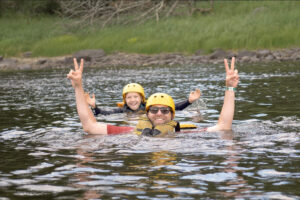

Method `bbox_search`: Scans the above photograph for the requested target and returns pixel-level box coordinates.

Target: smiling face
[147,105,172,126]
[125,92,142,111]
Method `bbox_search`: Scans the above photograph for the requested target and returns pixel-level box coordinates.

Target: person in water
[67,57,239,135]
[84,83,201,116]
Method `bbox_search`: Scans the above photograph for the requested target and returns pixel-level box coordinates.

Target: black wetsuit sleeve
[92,106,124,116]
[175,99,191,111]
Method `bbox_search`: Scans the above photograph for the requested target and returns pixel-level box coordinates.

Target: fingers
[67,69,74,79]
[224,59,229,73]
[192,89,201,95]
[225,57,236,74]
[92,93,95,99]
[80,58,84,72]
[234,69,238,75]
[234,69,239,81]
[73,58,84,72]
[231,57,235,70]
[189,89,201,102]
[191,89,201,94]
[195,88,201,96]
[73,58,78,71]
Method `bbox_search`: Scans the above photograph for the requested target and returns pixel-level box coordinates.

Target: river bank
[0,48,300,71]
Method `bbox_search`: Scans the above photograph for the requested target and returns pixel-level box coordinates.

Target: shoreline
[0,48,300,71]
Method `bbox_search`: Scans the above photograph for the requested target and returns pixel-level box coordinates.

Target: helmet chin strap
[146,112,153,125]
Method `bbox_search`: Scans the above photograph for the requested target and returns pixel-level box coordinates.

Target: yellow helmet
[146,93,175,117]
[122,83,145,103]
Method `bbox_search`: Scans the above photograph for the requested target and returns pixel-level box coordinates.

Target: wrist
[225,86,236,92]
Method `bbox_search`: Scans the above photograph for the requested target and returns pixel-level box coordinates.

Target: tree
[57,0,214,29]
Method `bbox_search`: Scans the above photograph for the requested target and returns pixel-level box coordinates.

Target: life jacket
[134,115,180,136]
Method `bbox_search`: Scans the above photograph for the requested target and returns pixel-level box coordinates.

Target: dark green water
[0,62,299,199]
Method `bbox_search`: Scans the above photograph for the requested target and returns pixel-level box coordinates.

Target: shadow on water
[0,62,299,199]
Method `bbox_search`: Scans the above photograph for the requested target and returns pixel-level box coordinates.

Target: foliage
[0,1,300,57]
[0,0,60,16]
[56,0,213,29]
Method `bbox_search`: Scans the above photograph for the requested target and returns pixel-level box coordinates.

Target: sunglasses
[148,107,171,115]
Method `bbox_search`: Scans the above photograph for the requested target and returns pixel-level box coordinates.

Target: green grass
[1,1,300,57]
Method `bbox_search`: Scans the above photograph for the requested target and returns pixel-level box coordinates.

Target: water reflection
[0,62,299,199]
[73,141,102,199]
[218,131,251,198]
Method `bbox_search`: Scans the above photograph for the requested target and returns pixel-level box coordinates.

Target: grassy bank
[1,1,300,57]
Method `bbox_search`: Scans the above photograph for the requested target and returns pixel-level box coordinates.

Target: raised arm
[67,58,108,134]
[207,57,239,132]
[84,92,125,116]
[175,89,201,110]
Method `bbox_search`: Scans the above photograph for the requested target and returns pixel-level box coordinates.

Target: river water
[0,62,299,199]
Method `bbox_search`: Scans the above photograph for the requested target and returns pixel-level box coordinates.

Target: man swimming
[67,57,239,135]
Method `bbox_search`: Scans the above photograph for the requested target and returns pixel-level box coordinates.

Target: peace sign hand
[224,57,239,88]
[67,58,84,88]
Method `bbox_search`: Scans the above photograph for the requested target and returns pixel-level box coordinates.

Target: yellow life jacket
[180,124,197,129]
[134,115,179,136]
